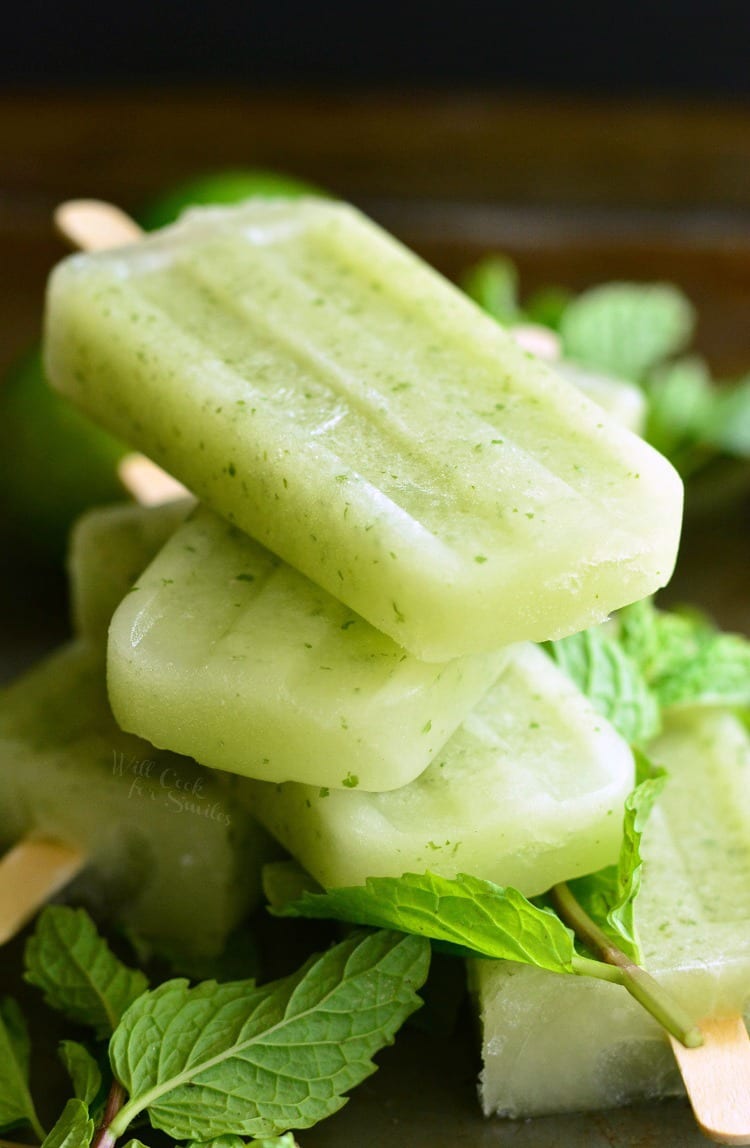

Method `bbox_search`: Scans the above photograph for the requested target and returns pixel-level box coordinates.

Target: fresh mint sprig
[618,599,750,711]
[564,751,667,962]
[97,930,427,1144]
[545,626,660,744]
[275,871,576,972]
[25,907,148,1039]
[276,843,699,1048]
[558,282,695,382]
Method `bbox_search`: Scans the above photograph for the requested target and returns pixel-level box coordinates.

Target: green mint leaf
[700,374,750,458]
[108,930,429,1141]
[186,1138,247,1148]
[0,997,45,1139]
[567,753,667,962]
[545,626,660,745]
[24,906,149,1039]
[524,285,572,331]
[461,256,520,323]
[644,356,715,465]
[559,282,694,381]
[121,1141,150,1148]
[59,1041,102,1106]
[277,871,575,973]
[40,1098,93,1148]
[619,599,750,711]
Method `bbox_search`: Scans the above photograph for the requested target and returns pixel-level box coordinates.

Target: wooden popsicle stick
[56,199,190,507]
[669,1017,750,1145]
[117,453,190,505]
[54,198,143,251]
[0,839,85,945]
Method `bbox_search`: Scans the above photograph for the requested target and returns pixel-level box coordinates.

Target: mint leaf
[0,998,45,1139]
[545,626,660,744]
[59,1041,102,1106]
[277,871,575,973]
[559,282,694,380]
[644,356,714,465]
[461,256,520,323]
[40,1098,93,1148]
[618,600,750,711]
[107,930,429,1142]
[24,906,149,1039]
[186,1138,247,1148]
[702,375,750,456]
[525,285,571,331]
[567,754,667,962]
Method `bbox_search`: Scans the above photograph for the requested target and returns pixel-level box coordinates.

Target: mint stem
[551,882,703,1049]
[92,1080,126,1148]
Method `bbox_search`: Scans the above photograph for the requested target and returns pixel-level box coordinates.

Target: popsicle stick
[0,839,85,944]
[54,198,143,251]
[669,1017,750,1145]
[118,453,190,505]
[55,201,190,508]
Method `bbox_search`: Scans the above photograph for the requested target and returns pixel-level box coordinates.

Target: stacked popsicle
[41,199,686,898]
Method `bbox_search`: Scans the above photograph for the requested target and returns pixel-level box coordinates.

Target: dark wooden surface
[0,91,748,1148]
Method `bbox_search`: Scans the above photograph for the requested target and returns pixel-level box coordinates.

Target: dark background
[5,0,750,95]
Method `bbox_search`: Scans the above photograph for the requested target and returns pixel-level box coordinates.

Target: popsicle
[69,496,193,646]
[0,641,272,955]
[232,643,634,893]
[471,705,750,1119]
[45,199,683,661]
[107,503,510,790]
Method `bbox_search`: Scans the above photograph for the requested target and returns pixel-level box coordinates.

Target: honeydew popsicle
[45,199,683,661]
[69,496,194,646]
[231,642,634,894]
[472,705,750,1118]
[106,504,510,791]
[0,642,272,954]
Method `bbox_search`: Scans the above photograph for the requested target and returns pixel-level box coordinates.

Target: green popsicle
[107,504,510,790]
[235,643,634,893]
[45,199,683,661]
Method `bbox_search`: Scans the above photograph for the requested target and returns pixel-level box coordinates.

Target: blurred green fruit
[139,168,323,230]
[0,349,127,559]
